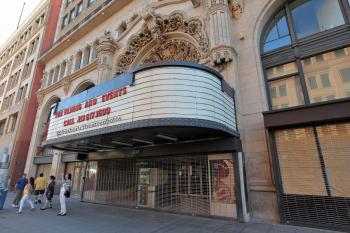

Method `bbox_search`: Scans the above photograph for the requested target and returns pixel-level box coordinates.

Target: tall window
[77,2,83,16]
[261,0,350,110]
[62,15,69,28]
[0,119,6,136]
[7,113,17,133]
[66,0,73,7]
[88,0,94,6]
[69,8,76,22]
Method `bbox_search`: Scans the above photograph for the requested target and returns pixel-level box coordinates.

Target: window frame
[261,0,350,111]
[76,1,83,16]
[87,0,94,7]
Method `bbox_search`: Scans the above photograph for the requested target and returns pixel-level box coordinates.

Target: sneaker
[16,211,22,215]
[12,204,17,208]
[40,208,46,210]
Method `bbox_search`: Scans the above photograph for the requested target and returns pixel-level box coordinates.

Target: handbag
[64,190,70,198]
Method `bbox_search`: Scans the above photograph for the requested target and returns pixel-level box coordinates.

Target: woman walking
[40,175,55,210]
[58,173,71,216]
[17,177,35,214]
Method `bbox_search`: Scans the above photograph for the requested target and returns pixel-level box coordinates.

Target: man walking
[12,174,28,208]
[34,173,46,204]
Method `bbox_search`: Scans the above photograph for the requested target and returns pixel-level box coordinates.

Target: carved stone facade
[96,31,119,83]
[62,79,71,95]
[116,11,209,74]
[142,39,201,64]
[36,92,44,106]
[207,0,236,65]
[25,0,291,226]
[229,0,244,20]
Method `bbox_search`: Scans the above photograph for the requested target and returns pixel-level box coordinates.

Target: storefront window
[268,76,304,110]
[303,47,350,103]
[275,123,350,198]
[316,123,350,197]
[291,0,345,39]
[82,156,236,218]
[275,127,327,195]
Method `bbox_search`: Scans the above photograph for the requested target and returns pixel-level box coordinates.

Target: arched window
[74,51,82,71]
[262,10,291,52]
[261,0,350,110]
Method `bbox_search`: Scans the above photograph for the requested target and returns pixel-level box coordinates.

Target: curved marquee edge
[42,117,239,148]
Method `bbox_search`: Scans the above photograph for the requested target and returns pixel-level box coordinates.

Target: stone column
[96,31,119,84]
[41,72,48,89]
[66,56,73,76]
[206,0,236,65]
[51,150,65,181]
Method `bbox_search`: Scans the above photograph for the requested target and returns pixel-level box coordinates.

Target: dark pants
[13,189,23,206]
[0,190,7,209]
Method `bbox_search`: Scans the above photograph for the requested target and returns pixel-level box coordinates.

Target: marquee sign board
[45,64,237,144]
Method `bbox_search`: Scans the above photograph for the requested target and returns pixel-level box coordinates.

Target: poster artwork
[211,159,235,204]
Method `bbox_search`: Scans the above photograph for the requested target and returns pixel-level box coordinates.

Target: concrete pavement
[0,193,344,233]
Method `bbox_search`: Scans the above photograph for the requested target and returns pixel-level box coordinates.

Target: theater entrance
[82,154,237,218]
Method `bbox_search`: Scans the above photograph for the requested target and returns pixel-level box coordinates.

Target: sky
[0,0,43,48]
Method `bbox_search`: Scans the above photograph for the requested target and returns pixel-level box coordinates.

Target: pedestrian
[40,175,55,210]
[34,173,46,204]
[58,173,71,216]
[17,177,35,214]
[0,175,10,209]
[12,174,28,208]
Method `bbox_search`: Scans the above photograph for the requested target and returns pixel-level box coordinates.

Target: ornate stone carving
[41,72,48,89]
[207,0,236,65]
[37,92,44,106]
[96,31,119,83]
[96,31,119,57]
[117,21,127,36]
[191,0,200,8]
[116,12,209,74]
[142,39,201,64]
[63,79,71,95]
[229,0,243,20]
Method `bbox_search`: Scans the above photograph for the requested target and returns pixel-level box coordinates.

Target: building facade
[22,0,350,231]
[0,0,50,186]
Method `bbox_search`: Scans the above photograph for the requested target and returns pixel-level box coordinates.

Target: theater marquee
[44,62,237,146]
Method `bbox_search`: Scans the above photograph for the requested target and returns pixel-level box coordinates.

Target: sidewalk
[0,193,344,233]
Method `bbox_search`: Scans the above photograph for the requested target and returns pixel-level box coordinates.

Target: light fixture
[90,143,115,149]
[131,138,153,145]
[65,147,89,152]
[77,145,99,150]
[111,141,133,147]
[156,134,178,142]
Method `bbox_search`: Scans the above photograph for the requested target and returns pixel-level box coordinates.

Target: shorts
[35,190,45,195]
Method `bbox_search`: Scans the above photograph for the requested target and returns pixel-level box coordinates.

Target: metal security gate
[82,154,237,218]
[273,122,350,230]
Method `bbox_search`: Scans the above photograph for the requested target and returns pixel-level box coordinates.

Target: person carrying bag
[58,173,71,216]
